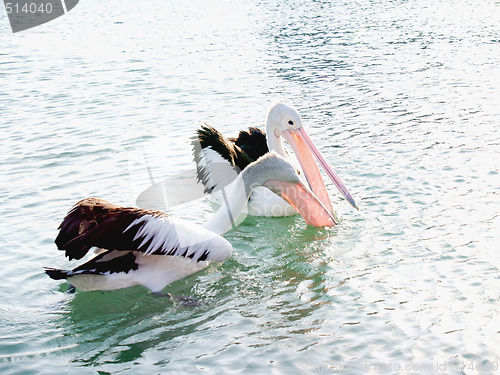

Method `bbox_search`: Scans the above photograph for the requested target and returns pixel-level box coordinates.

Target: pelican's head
[266,103,304,136]
[265,103,358,212]
[242,152,337,227]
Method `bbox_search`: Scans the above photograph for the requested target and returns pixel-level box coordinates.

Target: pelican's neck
[266,123,287,158]
[202,174,252,235]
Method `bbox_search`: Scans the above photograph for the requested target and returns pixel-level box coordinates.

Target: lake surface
[1,0,499,373]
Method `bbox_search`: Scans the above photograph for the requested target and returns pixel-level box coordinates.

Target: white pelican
[45,153,335,294]
[192,103,358,218]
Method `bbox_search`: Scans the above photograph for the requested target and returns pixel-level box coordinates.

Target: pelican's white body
[67,252,209,292]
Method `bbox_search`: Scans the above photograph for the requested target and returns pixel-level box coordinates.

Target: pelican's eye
[288,120,294,126]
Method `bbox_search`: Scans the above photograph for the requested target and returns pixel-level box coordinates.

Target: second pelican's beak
[281,127,358,211]
[264,179,337,227]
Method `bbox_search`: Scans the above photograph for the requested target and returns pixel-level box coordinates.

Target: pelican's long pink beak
[281,127,358,211]
[264,180,337,227]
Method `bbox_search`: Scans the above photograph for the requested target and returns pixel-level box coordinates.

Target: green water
[1,0,499,373]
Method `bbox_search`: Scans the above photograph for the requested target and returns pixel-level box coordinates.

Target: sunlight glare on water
[1,0,499,373]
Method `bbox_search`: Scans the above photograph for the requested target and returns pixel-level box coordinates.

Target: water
[1,0,499,373]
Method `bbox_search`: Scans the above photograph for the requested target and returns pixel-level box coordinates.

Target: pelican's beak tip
[345,197,359,211]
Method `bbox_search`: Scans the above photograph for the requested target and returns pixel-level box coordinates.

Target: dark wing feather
[55,198,232,263]
[192,125,267,194]
[55,198,167,260]
[230,127,269,162]
[73,250,139,275]
[45,250,139,279]
[193,124,254,168]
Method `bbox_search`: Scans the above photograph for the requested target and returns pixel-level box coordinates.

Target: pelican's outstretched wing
[55,198,232,262]
[192,125,269,194]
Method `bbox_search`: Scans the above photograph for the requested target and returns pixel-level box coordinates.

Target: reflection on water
[1,0,499,373]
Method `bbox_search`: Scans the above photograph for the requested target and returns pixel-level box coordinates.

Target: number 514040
[5,2,54,14]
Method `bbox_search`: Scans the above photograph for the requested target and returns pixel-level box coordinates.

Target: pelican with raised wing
[193,103,358,218]
[45,153,335,293]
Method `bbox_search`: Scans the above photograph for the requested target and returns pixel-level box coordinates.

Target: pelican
[45,153,335,294]
[192,103,358,218]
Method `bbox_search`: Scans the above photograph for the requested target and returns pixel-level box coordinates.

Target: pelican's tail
[44,267,70,280]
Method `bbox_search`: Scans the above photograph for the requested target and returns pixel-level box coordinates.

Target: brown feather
[55,198,169,260]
